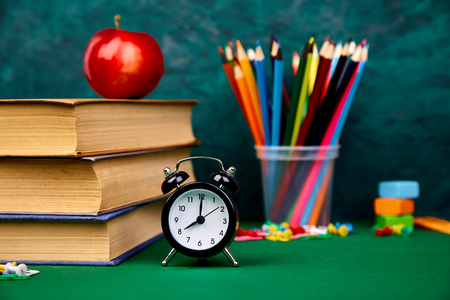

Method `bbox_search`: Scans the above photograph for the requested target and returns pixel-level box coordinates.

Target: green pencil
[290,38,314,146]
[282,42,308,145]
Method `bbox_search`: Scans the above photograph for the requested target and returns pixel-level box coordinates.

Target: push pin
[375,225,392,237]
[4,263,27,275]
[276,229,293,242]
[328,223,349,237]
[0,262,17,273]
[335,222,354,234]
[392,224,413,237]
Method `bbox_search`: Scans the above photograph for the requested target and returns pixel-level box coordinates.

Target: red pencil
[296,42,334,146]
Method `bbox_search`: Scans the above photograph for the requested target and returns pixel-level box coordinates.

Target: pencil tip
[276,45,283,60]
[326,36,330,41]
[309,37,314,44]
[218,46,223,54]
[236,40,242,48]
[256,40,261,47]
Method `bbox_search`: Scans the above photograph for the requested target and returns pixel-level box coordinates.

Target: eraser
[375,214,414,229]
[378,181,420,198]
[374,198,415,215]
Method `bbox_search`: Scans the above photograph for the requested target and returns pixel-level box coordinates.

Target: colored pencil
[234,64,265,146]
[328,41,342,80]
[296,42,334,146]
[218,46,244,115]
[329,44,368,146]
[271,45,284,146]
[269,41,334,221]
[270,40,314,218]
[255,41,272,144]
[298,47,362,225]
[225,45,234,66]
[316,44,362,145]
[228,41,237,61]
[282,43,308,145]
[270,37,290,127]
[290,38,314,146]
[319,36,330,57]
[291,43,367,226]
[321,41,342,104]
[217,36,368,225]
[311,43,358,145]
[305,42,348,145]
[308,43,320,96]
[348,39,356,57]
[247,48,257,71]
[292,51,299,76]
[270,37,279,68]
[236,40,265,144]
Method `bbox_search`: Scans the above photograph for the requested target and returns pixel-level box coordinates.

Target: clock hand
[199,197,203,217]
[203,207,219,218]
[184,220,198,230]
[185,206,217,230]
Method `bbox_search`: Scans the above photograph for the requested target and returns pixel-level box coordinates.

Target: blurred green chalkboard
[1,0,450,221]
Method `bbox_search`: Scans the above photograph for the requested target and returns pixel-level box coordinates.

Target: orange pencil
[218,47,246,118]
[236,40,265,144]
[234,64,265,146]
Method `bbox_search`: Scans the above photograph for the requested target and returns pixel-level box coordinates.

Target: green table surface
[6,222,450,300]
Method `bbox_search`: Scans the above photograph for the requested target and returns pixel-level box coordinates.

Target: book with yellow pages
[0,99,198,157]
[0,145,197,215]
[0,200,164,266]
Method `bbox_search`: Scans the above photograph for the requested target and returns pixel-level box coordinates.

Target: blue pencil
[255,41,271,144]
[328,41,342,80]
[271,45,284,146]
[330,44,368,145]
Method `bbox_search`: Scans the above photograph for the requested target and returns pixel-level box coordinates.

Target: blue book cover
[0,202,165,266]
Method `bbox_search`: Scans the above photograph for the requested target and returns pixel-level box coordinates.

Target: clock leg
[223,247,239,267]
[197,258,208,266]
[162,248,177,266]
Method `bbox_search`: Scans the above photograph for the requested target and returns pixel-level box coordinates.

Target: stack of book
[0,99,199,265]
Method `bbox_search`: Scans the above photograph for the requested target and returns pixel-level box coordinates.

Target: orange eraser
[374,198,415,215]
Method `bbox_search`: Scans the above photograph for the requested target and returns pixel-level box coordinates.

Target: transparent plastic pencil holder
[255,145,340,226]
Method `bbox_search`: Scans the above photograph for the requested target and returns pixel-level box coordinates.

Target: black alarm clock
[160,156,240,267]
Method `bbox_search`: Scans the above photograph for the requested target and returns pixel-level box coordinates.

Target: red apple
[83,15,164,99]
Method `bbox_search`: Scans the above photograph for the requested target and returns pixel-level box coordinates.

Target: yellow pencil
[308,43,320,96]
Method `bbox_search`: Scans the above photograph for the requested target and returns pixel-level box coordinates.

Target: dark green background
[1,0,450,221]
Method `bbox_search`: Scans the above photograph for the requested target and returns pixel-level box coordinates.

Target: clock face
[162,182,238,258]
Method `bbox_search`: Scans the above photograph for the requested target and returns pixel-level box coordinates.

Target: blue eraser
[378,181,420,198]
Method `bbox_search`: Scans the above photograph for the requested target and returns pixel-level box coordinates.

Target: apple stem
[114,15,121,30]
